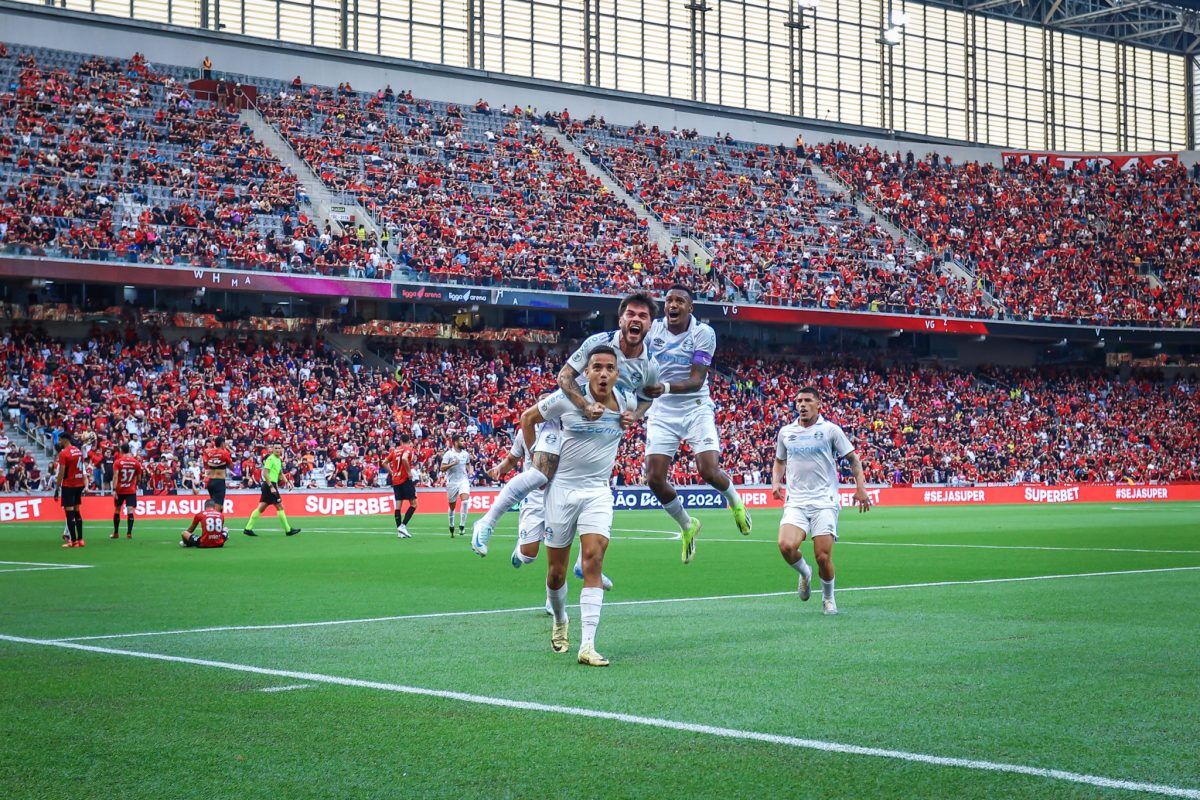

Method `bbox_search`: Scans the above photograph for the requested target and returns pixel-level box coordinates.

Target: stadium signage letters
[394,285,492,304]
[2,485,1198,525]
[1002,152,1179,171]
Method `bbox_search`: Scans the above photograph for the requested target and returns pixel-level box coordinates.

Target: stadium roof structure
[931,0,1200,54]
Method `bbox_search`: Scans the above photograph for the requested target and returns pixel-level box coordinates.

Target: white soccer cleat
[822,597,838,615]
[397,524,412,539]
[573,562,614,591]
[511,546,525,568]
[798,571,811,602]
[470,520,493,557]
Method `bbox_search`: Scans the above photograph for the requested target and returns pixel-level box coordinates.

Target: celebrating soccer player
[771,386,871,615]
[387,433,418,538]
[519,345,636,667]
[472,292,662,559]
[645,285,751,563]
[438,435,473,538]
[243,444,301,537]
[181,500,230,549]
[111,443,143,539]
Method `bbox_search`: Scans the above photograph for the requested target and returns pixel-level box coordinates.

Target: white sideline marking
[259,684,311,693]
[51,566,1200,643]
[694,538,1200,555]
[0,561,94,574]
[1,634,1196,799]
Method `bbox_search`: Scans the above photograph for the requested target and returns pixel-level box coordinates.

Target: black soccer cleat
[286,528,302,537]
[243,529,257,537]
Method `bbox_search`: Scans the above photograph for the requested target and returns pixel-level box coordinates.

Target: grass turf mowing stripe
[2,632,1198,799]
[691,539,1200,554]
[50,565,1200,643]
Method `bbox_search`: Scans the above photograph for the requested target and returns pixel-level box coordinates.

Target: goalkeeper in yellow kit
[243,444,302,537]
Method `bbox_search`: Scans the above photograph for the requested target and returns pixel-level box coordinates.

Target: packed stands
[4,324,1196,494]
[818,142,1199,327]
[567,119,989,316]
[0,44,382,277]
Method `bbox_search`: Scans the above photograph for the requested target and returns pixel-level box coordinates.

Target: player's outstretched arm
[846,452,871,512]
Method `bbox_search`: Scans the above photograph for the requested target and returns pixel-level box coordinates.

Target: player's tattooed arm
[557,363,604,421]
[845,452,872,512]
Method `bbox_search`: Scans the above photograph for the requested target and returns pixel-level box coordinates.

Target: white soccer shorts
[543,485,613,549]
[447,480,472,505]
[645,406,722,458]
[517,491,547,546]
[780,505,840,541]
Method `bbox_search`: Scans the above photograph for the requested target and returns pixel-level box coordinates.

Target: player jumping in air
[645,285,752,562]
[111,443,143,539]
[55,432,87,548]
[387,433,418,538]
[243,444,301,537]
[202,436,234,508]
[771,386,871,615]
[472,292,664,563]
[439,435,473,538]
[181,500,230,548]
[519,345,635,666]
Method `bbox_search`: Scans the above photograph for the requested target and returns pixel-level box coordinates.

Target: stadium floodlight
[889,9,909,27]
[880,26,904,45]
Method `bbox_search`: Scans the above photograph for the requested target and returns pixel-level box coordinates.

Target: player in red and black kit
[54,432,88,548]
[180,500,229,548]
[111,443,143,539]
[386,433,418,538]
[202,436,234,507]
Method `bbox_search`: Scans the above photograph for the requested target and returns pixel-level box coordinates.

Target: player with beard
[471,292,670,566]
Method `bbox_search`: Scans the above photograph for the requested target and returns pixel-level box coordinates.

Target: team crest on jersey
[545,433,559,445]
[813,431,825,440]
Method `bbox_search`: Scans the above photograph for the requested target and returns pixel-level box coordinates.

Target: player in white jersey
[519,345,634,666]
[771,386,871,615]
[645,285,751,563]
[438,435,473,538]
[487,429,614,594]
[471,292,663,558]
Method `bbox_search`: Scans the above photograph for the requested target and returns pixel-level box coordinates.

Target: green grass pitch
[2,502,1199,799]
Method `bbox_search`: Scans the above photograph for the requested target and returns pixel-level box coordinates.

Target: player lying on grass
[181,500,230,548]
[520,345,636,666]
[473,292,670,559]
[771,386,871,615]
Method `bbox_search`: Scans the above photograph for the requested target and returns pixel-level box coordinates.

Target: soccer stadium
[0,0,1198,793]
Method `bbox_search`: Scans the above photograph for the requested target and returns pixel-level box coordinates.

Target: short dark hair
[120,443,131,454]
[59,432,73,444]
[796,386,821,400]
[205,499,221,510]
[587,344,618,365]
[666,284,694,301]
[214,436,225,447]
[618,291,658,319]
[400,433,412,444]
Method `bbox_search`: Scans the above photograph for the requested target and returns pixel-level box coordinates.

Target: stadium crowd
[3,325,1196,495]
[818,142,1199,327]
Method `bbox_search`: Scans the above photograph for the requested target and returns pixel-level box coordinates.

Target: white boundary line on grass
[692,538,1200,555]
[50,565,1200,643]
[0,561,94,574]
[258,684,311,693]
[0,633,1197,799]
